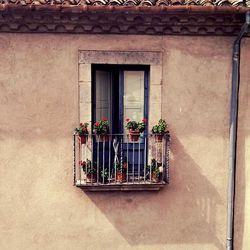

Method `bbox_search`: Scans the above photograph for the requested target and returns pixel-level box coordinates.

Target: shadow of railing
[83,135,224,249]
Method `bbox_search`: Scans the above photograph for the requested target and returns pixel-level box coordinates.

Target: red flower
[123,163,128,169]
[142,118,147,123]
[102,117,108,121]
[79,161,86,166]
[126,118,130,122]
[95,122,100,126]
[80,123,83,126]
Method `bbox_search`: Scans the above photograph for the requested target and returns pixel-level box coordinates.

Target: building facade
[0,1,250,249]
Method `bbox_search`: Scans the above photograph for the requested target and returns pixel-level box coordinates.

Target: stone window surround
[78,50,163,131]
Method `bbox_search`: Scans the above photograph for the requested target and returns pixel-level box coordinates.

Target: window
[92,64,149,136]
[91,65,149,185]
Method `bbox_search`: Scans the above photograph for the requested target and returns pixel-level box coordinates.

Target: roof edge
[0,4,249,36]
[0,5,249,14]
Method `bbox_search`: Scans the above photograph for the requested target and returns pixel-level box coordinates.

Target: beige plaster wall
[234,37,250,250]
[0,33,244,250]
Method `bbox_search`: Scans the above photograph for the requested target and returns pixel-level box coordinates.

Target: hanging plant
[151,119,168,142]
[125,118,147,141]
[75,123,89,144]
[93,118,110,142]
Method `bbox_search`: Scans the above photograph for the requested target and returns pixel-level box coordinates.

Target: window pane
[123,71,144,133]
[95,70,112,126]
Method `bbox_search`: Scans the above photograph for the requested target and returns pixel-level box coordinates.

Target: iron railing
[73,133,170,188]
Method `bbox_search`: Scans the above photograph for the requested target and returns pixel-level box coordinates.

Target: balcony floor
[75,180,167,191]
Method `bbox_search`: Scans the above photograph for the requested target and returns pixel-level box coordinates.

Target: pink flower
[126,118,130,122]
[102,117,108,121]
[95,122,100,126]
[142,118,147,123]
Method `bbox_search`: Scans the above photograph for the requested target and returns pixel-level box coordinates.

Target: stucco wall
[0,33,246,250]
[234,37,250,250]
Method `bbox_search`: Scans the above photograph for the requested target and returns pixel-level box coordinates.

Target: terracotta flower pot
[116,172,126,182]
[128,130,140,142]
[151,172,160,183]
[79,135,88,144]
[86,173,97,183]
[154,134,164,142]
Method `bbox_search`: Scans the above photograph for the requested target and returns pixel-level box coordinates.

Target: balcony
[73,133,170,191]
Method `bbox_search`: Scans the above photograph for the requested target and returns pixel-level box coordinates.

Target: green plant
[75,122,89,136]
[100,168,109,180]
[147,159,162,178]
[93,118,110,135]
[115,162,128,173]
[125,118,146,133]
[80,159,96,175]
[152,119,167,135]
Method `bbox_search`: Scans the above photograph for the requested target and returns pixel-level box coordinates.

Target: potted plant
[115,162,128,182]
[93,118,110,142]
[125,118,146,141]
[80,159,97,183]
[147,159,163,183]
[75,122,89,144]
[151,119,168,142]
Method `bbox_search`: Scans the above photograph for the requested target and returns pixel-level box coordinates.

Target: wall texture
[0,33,248,250]
[234,37,250,250]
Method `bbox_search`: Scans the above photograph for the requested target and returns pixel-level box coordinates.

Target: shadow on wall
[234,134,246,250]
[234,84,249,250]
[81,135,224,249]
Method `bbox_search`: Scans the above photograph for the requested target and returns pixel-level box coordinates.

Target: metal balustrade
[73,133,170,191]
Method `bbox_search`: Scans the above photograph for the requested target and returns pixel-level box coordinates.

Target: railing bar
[114,136,117,183]
[144,136,146,183]
[79,139,82,185]
[97,138,99,184]
[138,138,140,183]
[109,137,111,183]
[120,136,123,182]
[150,138,152,183]
[155,135,159,183]
[114,160,117,182]
[167,136,170,183]
[156,135,158,182]
[161,136,164,182]
[103,140,105,184]
[133,141,135,183]
[91,135,93,184]
[127,138,129,183]
[165,137,167,182]
[85,140,87,184]
[84,136,87,161]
